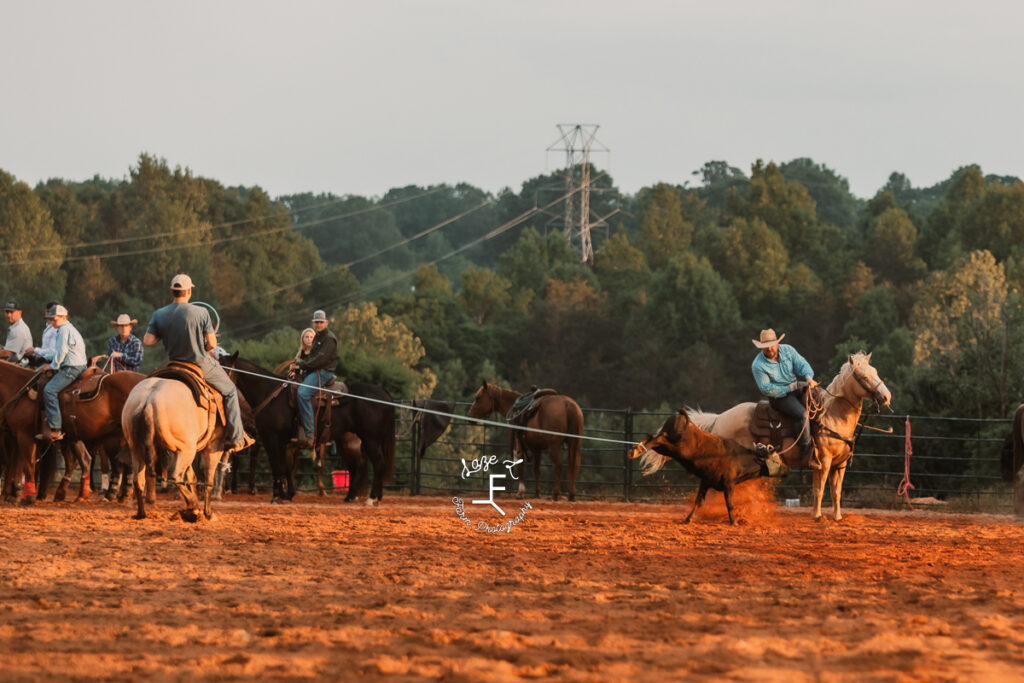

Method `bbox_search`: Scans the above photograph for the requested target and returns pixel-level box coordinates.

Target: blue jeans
[202,362,246,444]
[770,391,813,452]
[44,365,86,430]
[298,370,335,435]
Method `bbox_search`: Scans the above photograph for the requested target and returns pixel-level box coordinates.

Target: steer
[630,410,788,524]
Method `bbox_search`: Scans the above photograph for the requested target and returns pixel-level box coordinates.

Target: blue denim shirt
[751,344,814,398]
[51,321,87,370]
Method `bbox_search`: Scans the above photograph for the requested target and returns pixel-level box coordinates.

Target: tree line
[2,153,1023,422]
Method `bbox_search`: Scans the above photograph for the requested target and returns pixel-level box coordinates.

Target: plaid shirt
[107,333,143,372]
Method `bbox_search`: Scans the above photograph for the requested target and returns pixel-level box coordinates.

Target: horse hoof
[132,512,146,520]
[365,498,379,507]
[318,490,327,498]
[19,496,36,507]
[176,509,200,523]
[270,497,287,505]
[568,495,576,502]
[74,496,90,504]
[53,490,67,503]
[813,515,824,523]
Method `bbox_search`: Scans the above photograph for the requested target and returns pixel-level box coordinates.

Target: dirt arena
[1,484,1022,682]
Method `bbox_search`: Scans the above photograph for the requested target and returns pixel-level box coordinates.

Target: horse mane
[824,351,869,407]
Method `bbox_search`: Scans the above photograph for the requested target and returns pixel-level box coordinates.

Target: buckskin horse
[690,352,892,522]
[467,381,583,501]
[221,354,396,505]
[121,368,228,522]
[630,410,788,524]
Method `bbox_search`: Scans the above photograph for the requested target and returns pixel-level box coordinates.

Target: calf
[630,410,788,524]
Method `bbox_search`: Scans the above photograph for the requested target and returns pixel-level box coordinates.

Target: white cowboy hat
[752,328,785,349]
[110,314,138,327]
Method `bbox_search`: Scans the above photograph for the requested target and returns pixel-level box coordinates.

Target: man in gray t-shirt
[144,274,254,454]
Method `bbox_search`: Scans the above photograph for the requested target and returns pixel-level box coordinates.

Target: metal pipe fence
[186,403,1015,512]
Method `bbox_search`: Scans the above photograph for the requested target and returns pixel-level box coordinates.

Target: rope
[897,415,915,508]
[226,365,639,447]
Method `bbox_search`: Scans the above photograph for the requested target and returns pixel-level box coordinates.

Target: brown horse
[690,352,891,522]
[49,369,147,502]
[467,381,583,501]
[0,361,46,504]
[121,377,227,521]
[630,410,788,524]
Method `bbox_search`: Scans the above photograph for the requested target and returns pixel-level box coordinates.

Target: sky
[2,1,1023,200]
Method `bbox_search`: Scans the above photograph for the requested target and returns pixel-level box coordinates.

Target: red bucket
[331,470,349,489]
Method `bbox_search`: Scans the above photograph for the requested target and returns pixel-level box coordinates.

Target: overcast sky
[2,1,1022,200]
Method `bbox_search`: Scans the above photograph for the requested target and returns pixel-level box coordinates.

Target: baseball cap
[170,273,195,291]
[311,310,327,322]
[45,304,69,318]
[4,299,20,312]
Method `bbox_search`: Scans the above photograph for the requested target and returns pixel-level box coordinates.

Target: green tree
[0,170,66,317]
[909,251,1024,417]
[863,207,926,285]
[635,183,693,269]
[779,157,862,229]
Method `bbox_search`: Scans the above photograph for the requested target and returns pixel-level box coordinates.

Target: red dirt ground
[1,485,1022,682]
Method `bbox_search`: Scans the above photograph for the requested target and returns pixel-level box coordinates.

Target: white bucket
[785,498,800,507]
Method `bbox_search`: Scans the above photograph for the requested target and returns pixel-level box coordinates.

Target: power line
[225,175,604,341]
[0,186,448,266]
[218,189,511,313]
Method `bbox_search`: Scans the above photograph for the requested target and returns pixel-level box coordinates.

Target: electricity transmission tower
[547,124,610,264]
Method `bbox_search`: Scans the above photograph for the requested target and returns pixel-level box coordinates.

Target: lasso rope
[225,365,639,447]
[897,415,915,508]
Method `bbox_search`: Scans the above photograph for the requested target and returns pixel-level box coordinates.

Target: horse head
[467,380,496,418]
[846,352,892,408]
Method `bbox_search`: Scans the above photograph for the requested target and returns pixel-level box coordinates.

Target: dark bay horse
[467,381,583,501]
[221,355,396,504]
[1006,403,1024,517]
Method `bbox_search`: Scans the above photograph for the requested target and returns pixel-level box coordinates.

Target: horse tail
[131,401,158,470]
[566,399,583,481]
[381,405,396,486]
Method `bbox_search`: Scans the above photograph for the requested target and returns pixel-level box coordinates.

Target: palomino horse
[691,352,891,522]
[121,376,227,521]
[467,381,583,501]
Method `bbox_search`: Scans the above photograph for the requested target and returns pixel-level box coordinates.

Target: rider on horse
[143,273,254,455]
[38,304,87,442]
[751,328,820,470]
[289,309,338,449]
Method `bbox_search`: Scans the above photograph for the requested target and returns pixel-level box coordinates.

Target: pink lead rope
[897,415,915,509]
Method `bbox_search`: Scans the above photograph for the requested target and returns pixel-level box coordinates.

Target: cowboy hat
[752,328,785,349]
[110,314,138,327]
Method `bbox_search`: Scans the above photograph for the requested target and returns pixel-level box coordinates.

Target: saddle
[148,362,226,446]
[751,386,824,452]
[506,387,557,459]
[289,375,348,448]
[751,401,797,452]
[506,387,557,425]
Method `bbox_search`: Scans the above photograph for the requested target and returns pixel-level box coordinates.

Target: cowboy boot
[801,440,821,470]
